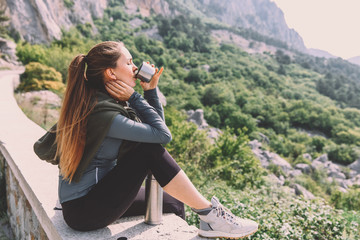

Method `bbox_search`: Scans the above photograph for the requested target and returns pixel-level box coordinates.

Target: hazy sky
[270,0,360,59]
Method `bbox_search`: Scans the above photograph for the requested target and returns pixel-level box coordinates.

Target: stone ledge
[0,70,205,239]
[54,214,201,240]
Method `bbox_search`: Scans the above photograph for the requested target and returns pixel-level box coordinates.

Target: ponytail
[56,54,96,182]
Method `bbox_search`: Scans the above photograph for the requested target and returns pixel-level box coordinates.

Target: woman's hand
[140,63,164,91]
[105,80,135,101]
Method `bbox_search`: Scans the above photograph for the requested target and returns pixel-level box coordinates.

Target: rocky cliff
[0,0,107,43]
[135,0,307,52]
[197,0,306,51]
[0,0,305,52]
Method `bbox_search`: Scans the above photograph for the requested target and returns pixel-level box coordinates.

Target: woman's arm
[106,91,171,144]
[142,88,165,121]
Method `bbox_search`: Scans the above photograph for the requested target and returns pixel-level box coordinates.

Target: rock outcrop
[0,0,107,43]
[0,37,19,68]
[194,0,306,51]
[186,109,221,141]
[250,139,360,197]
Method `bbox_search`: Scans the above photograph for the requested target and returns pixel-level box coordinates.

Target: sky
[270,0,360,59]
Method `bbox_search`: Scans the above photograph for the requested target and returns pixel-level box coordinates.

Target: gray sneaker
[197,196,258,239]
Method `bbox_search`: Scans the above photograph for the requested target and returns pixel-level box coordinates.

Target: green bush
[63,0,74,8]
[16,62,64,93]
[16,42,46,64]
[164,107,211,185]
[331,188,360,211]
[206,127,265,189]
[327,144,360,165]
[16,29,97,81]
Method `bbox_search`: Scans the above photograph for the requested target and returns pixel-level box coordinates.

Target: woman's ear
[105,68,116,81]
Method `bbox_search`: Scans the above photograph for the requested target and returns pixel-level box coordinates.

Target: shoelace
[215,203,240,226]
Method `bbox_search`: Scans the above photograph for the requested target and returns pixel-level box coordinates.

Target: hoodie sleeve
[106,91,172,144]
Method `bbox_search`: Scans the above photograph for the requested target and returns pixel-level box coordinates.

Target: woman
[34,41,258,239]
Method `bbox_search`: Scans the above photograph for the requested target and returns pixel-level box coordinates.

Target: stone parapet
[0,70,204,239]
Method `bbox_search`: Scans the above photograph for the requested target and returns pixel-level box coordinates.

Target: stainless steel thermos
[136,62,155,83]
[145,173,163,225]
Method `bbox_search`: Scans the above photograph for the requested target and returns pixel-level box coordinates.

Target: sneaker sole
[198,228,258,239]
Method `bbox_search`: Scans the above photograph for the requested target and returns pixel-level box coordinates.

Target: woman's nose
[133,64,138,72]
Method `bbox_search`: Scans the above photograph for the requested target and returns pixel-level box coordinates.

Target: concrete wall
[0,152,47,239]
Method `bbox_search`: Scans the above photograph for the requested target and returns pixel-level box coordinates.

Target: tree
[0,10,9,36]
[201,84,235,106]
[275,50,291,65]
[184,68,207,84]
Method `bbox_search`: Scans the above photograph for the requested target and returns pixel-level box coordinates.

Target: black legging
[61,143,184,231]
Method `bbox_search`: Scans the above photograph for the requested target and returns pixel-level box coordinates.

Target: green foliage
[201,83,235,106]
[275,50,291,65]
[16,42,46,64]
[16,62,64,93]
[206,127,265,189]
[186,181,360,239]
[76,23,93,38]
[0,10,9,37]
[184,68,208,85]
[63,0,74,8]
[331,188,360,211]
[164,107,211,185]
[16,29,97,81]
[165,107,209,164]
[327,144,360,165]
[157,15,212,53]
[294,54,360,109]
[295,171,335,200]
[165,108,265,189]
[268,163,286,178]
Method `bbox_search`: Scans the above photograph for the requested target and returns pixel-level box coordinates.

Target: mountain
[194,0,307,52]
[348,56,360,66]
[1,0,306,53]
[307,48,337,59]
[132,0,307,52]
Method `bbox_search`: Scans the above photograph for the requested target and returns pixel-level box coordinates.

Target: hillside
[3,0,360,238]
[348,56,360,66]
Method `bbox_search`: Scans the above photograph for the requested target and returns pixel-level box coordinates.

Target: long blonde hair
[56,41,123,182]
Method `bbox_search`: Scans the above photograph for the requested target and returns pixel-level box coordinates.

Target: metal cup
[135,62,155,83]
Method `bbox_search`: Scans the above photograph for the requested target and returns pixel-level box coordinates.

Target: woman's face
[108,46,138,87]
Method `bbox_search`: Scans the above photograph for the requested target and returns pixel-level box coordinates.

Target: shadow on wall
[0,152,15,239]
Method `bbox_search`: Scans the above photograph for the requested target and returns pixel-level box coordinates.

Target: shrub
[331,188,360,211]
[327,144,360,165]
[63,0,74,8]
[16,42,46,64]
[164,107,211,185]
[206,127,265,189]
[16,62,64,93]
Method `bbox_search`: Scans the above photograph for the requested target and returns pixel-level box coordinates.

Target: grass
[14,93,59,130]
